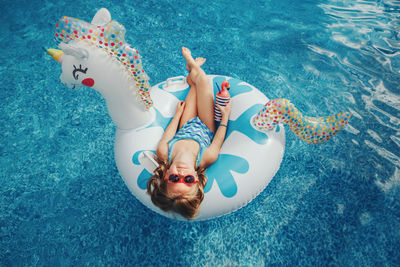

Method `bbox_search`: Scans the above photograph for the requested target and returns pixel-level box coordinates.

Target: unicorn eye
[72,64,88,80]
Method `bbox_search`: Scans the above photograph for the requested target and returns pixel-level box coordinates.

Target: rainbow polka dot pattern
[54,16,153,109]
[252,99,351,144]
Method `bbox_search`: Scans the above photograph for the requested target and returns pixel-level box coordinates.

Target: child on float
[147,47,231,219]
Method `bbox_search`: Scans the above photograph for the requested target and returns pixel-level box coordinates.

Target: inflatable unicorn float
[46,8,351,221]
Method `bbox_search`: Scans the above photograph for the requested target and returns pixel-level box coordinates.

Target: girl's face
[164,165,198,197]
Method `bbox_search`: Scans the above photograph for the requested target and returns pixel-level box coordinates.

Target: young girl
[147,47,231,219]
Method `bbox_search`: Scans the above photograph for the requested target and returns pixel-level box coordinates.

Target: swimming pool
[1,0,399,265]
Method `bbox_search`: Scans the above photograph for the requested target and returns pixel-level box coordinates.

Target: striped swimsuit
[168,117,214,166]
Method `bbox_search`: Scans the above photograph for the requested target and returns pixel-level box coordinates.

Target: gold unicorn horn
[46,48,63,63]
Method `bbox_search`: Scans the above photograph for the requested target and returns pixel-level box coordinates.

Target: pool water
[1,0,399,265]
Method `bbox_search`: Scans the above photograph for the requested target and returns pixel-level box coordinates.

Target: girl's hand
[216,100,232,119]
[175,101,186,116]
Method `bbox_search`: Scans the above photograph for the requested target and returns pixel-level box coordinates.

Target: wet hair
[147,156,207,220]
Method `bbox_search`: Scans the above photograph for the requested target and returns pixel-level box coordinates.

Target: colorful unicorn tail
[251,99,351,144]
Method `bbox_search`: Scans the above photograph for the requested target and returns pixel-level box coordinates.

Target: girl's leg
[179,84,197,129]
[182,47,216,133]
[179,57,207,129]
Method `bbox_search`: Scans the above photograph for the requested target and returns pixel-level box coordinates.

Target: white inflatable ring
[47,9,286,221]
[115,75,286,221]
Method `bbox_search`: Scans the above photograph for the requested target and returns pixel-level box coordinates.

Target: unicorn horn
[46,48,63,63]
[252,98,352,144]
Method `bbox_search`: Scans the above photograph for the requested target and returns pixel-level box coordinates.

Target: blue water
[1,0,399,265]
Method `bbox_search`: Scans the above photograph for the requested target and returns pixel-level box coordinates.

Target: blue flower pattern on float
[146,107,173,130]
[132,150,156,190]
[132,77,272,198]
[204,154,249,197]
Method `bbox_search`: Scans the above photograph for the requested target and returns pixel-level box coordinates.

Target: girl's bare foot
[195,57,206,67]
[186,57,207,71]
[182,47,196,70]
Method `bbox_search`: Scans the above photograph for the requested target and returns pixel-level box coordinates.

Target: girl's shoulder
[198,147,218,169]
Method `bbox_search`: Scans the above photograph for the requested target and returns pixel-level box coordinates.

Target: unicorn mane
[54,14,153,109]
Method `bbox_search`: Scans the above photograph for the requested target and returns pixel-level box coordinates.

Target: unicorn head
[48,42,90,89]
[47,8,154,130]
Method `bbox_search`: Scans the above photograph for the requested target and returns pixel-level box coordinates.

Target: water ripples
[314,0,400,178]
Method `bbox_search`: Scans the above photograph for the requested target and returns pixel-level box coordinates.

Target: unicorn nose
[46,48,63,63]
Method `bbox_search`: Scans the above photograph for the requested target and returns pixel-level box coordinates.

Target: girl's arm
[199,101,232,168]
[157,101,185,161]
